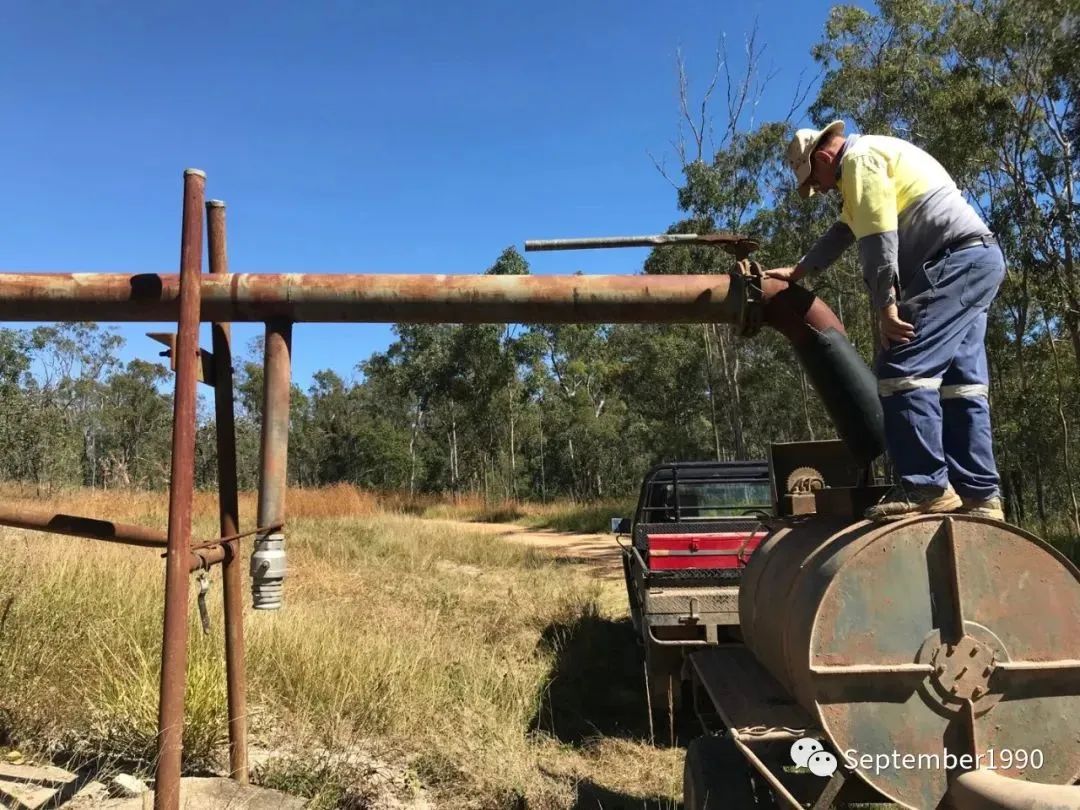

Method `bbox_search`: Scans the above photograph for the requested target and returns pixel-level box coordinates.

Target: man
[766,121,1005,521]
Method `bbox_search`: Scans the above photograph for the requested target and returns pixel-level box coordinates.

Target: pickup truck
[613,460,774,723]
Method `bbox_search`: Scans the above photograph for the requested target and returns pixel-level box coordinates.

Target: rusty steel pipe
[188,541,231,572]
[251,319,291,610]
[0,505,214,570]
[948,768,1080,809]
[0,272,744,324]
[0,269,884,460]
[524,232,759,255]
[155,169,205,810]
[206,200,249,784]
[0,506,168,547]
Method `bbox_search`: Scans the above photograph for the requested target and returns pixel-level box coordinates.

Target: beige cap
[786,120,845,198]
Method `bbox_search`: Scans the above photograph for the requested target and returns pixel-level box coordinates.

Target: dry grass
[412,494,637,535]
[0,485,681,809]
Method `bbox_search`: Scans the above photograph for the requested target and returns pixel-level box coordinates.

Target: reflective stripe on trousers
[877,380,989,399]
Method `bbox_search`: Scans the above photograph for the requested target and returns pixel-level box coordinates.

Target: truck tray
[688,645,818,739]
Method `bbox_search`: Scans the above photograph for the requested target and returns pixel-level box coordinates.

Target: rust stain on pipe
[206,200,249,784]
[0,272,739,324]
[189,541,232,572]
[258,321,292,530]
[155,169,205,810]
[0,506,168,547]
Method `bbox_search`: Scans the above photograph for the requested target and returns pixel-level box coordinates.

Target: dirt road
[436,519,624,577]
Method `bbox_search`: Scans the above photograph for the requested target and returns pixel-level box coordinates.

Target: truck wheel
[683,734,778,810]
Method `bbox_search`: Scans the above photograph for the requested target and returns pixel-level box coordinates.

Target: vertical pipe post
[251,320,292,609]
[206,199,249,783]
[155,168,205,810]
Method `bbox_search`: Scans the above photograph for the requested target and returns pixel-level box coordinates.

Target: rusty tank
[738,514,1080,809]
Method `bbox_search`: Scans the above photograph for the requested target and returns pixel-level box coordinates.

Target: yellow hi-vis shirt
[800,134,989,310]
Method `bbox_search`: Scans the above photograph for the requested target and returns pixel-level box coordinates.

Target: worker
[765,122,1005,521]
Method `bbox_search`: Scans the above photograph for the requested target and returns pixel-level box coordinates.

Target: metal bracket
[730,260,765,338]
[197,570,211,635]
[811,770,847,810]
[147,332,217,386]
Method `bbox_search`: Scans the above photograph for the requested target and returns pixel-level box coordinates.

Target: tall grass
[412,493,637,535]
[0,486,680,808]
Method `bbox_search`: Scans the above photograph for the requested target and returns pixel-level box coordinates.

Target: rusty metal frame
[206,198,249,784]
[153,168,205,810]
[0,171,265,809]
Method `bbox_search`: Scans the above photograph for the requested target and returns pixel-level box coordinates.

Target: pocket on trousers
[960,247,1005,307]
[899,257,943,328]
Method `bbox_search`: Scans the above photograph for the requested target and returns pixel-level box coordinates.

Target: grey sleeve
[799,221,855,275]
[857,230,900,310]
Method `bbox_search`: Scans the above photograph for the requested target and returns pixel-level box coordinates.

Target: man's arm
[842,153,916,346]
[800,220,855,276]
[765,220,854,282]
[843,154,900,310]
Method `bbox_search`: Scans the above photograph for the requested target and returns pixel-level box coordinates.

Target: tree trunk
[452,414,459,497]
[1040,306,1080,538]
[702,325,722,460]
[1060,138,1080,373]
[408,399,424,498]
[1011,468,1026,529]
[538,404,547,503]
[799,370,815,440]
[448,399,460,499]
[568,434,577,500]
[509,396,517,500]
[714,325,746,459]
[1034,461,1049,539]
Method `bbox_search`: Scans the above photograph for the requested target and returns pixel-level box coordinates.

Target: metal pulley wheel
[785,466,825,494]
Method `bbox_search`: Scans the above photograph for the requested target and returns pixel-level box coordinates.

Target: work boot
[864,484,963,522]
[957,496,1005,521]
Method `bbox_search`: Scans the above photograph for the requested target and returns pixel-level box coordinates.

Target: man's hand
[763,265,807,283]
[879,303,915,349]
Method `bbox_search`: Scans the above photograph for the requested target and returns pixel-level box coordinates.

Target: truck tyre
[683,734,777,810]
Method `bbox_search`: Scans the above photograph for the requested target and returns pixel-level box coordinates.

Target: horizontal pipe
[948,768,1080,809]
[0,273,741,324]
[0,506,168,547]
[0,506,238,571]
[189,541,231,572]
[0,270,884,461]
[524,233,758,253]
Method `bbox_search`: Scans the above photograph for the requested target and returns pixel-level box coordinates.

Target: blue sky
[0,0,858,390]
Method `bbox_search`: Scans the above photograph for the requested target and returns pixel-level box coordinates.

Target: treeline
[0,0,1077,545]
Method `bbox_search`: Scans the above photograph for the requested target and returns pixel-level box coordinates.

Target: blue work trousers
[876,238,1005,500]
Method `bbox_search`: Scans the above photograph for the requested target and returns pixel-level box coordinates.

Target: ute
[613,459,775,718]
